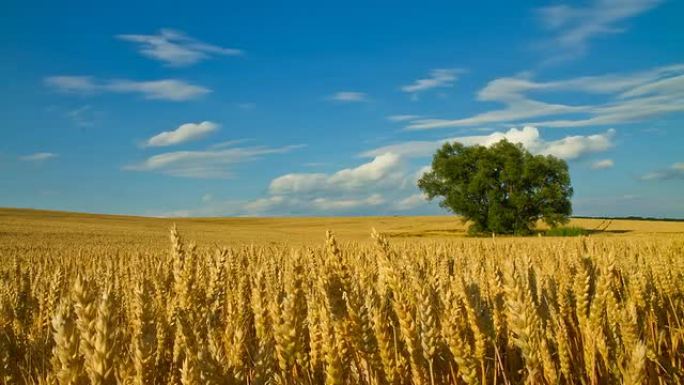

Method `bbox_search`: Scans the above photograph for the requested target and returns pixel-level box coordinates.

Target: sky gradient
[2,0,683,217]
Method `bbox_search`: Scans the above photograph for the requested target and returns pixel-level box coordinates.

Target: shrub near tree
[418,139,573,235]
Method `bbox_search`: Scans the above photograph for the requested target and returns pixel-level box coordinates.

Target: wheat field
[1,209,683,384]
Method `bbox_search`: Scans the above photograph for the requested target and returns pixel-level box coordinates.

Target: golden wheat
[1,224,683,385]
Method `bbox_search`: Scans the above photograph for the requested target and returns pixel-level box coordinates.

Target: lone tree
[418,139,573,235]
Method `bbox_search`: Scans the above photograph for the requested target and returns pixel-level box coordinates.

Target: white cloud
[145,121,218,147]
[640,162,684,181]
[363,126,615,161]
[539,129,615,159]
[242,193,387,214]
[269,153,403,194]
[125,144,302,178]
[537,0,662,57]
[393,193,429,210]
[45,76,210,101]
[45,76,97,93]
[161,153,437,216]
[387,114,421,122]
[209,139,252,149]
[20,152,58,162]
[268,174,328,195]
[244,195,290,213]
[402,69,462,93]
[407,64,684,130]
[329,91,368,102]
[591,159,615,169]
[312,194,385,211]
[105,79,210,101]
[232,153,426,215]
[117,28,242,66]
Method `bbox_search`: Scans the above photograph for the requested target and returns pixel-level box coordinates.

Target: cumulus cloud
[402,69,462,93]
[640,162,684,181]
[363,126,615,161]
[591,159,615,169]
[329,91,368,102]
[222,152,433,215]
[393,193,429,210]
[244,195,290,213]
[538,129,615,159]
[145,121,218,147]
[269,153,403,194]
[20,152,58,162]
[125,144,302,178]
[406,64,684,130]
[537,0,662,57]
[45,76,210,101]
[117,29,242,66]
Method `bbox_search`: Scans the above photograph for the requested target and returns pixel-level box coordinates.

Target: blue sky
[1,0,683,217]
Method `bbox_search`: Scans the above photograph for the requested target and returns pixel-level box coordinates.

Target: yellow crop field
[1,208,683,384]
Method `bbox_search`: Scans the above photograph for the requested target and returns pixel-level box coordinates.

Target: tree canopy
[418,139,573,235]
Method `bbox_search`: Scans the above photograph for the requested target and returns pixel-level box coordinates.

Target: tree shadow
[586,229,632,234]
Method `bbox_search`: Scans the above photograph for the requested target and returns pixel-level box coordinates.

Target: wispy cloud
[66,105,97,127]
[537,0,663,58]
[45,76,210,101]
[640,162,684,181]
[125,144,302,178]
[363,126,615,161]
[242,193,387,214]
[401,68,463,93]
[145,121,219,147]
[45,76,97,93]
[591,159,615,169]
[20,152,58,162]
[209,139,251,149]
[387,114,421,122]
[117,28,242,66]
[311,194,385,211]
[407,64,684,130]
[329,91,368,102]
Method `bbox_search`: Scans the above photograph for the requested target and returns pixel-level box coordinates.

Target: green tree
[418,139,573,235]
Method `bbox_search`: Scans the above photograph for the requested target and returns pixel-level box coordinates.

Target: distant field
[2,208,684,249]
